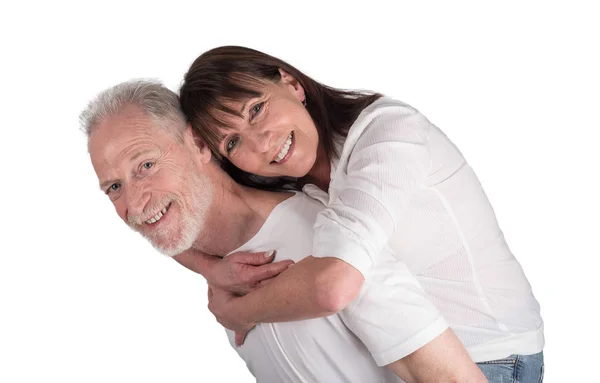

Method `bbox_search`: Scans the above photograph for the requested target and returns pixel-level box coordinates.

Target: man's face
[89,106,213,256]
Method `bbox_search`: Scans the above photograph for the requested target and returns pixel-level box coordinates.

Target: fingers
[257,277,275,287]
[230,250,276,266]
[250,259,295,284]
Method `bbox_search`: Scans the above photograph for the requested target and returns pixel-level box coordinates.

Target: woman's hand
[207,284,255,346]
[174,248,294,295]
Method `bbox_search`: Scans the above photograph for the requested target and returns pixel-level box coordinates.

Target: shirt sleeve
[312,105,431,276]
[339,250,448,366]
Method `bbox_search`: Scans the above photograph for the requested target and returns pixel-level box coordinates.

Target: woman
[179,46,544,382]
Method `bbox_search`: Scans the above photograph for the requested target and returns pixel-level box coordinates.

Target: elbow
[318,290,355,314]
[314,260,365,314]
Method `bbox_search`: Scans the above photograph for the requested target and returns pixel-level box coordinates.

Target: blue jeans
[477,352,544,383]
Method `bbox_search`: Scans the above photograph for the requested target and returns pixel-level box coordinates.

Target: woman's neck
[301,144,331,192]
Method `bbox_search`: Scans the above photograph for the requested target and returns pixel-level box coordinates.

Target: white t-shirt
[308,97,544,362]
[226,193,446,382]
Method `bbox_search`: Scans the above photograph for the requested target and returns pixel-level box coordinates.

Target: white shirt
[308,97,544,361]
[227,193,446,382]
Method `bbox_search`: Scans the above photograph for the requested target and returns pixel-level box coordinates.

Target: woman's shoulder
[328,97,435,175]
[358,97,420,121]
[344,97,432,149]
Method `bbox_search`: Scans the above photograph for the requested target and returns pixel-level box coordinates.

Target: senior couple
[82,46,544,382]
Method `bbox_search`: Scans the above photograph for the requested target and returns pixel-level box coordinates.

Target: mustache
[127,196,178,226]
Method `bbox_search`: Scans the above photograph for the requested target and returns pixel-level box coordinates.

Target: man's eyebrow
[129,149,155,163]
[99,179,118,191]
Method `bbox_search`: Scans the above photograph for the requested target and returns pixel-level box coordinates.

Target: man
[82,79,486,382]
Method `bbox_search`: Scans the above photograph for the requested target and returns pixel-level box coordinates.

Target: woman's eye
[226,136,240,153]
[250,102,264,119]
[142,161,154,170]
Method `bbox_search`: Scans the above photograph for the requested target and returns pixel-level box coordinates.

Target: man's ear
[185,126,212,164]
[278,68,305,103]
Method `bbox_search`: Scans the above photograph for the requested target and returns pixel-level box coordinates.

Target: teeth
[145,204,169,224]
[275,133,293,163]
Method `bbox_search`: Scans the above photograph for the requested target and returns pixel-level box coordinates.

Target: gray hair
[79,79,187,139]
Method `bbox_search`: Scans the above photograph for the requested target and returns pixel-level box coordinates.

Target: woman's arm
[173,248,294,294]
[208,256,364,333]
[387,329,487,383]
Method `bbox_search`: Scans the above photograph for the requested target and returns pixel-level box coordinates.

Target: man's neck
[191,177,293,256]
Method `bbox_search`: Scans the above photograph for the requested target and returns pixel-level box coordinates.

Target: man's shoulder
[240,192,322,255]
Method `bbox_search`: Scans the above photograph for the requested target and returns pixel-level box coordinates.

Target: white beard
[130,167,213,257]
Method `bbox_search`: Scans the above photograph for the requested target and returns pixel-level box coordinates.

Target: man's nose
[125,184,151,222]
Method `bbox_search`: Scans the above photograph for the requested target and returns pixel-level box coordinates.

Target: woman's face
[215,70,320,178]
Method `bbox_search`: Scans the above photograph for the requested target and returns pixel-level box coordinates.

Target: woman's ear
[278,68,305,103]
[185,126,212,164]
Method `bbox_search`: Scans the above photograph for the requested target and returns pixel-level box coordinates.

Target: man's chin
[148,237,191,257]
[137,231,189,258]
[155,245,185,258]
[130,216,201,258]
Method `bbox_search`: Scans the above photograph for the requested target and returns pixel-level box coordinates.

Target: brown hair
[179,46,382,190]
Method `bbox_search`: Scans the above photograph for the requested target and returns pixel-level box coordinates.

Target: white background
[1,1,598,382]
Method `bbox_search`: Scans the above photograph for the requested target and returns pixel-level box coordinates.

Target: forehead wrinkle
[113,134,158,164]
[92,106,177,187]
[96,131,162,186]
[129,148,158,163]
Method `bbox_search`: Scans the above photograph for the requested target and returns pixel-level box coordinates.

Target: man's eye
[107,183,121,194]
[226,136,240,153]
[142,162,154,170]
[250,102,264,119]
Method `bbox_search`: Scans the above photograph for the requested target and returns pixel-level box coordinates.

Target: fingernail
[265,250,275,258]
